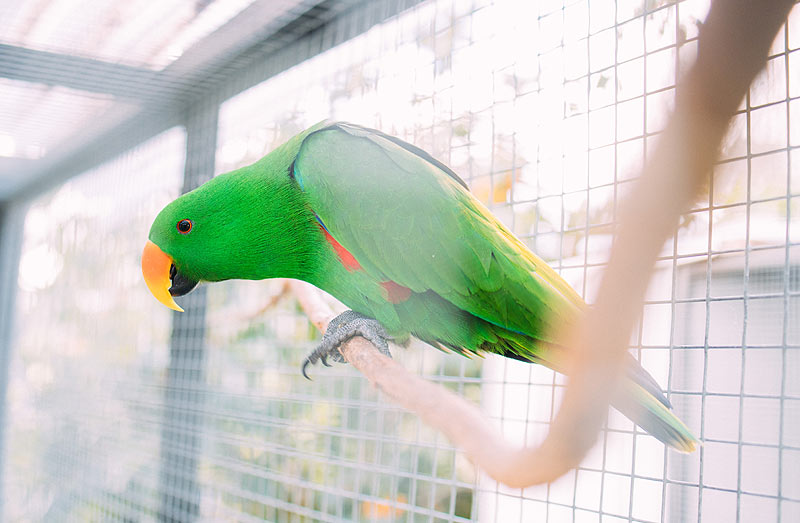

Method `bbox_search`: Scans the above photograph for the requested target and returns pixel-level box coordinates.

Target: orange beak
[141,240,184,312]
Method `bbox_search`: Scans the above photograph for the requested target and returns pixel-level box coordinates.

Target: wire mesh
[1,0,799,522]
[3,127,186,521]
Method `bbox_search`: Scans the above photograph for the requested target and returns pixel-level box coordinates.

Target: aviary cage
[0,0,798,521]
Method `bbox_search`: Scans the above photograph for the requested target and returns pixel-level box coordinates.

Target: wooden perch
[290,279,573,487]
[290,0,793,488]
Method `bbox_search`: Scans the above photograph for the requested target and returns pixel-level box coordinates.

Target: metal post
[0,203,25,519]
[158,102,218,522]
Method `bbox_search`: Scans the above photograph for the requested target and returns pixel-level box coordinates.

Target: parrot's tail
[497,338,699,452]
[610,356,698,452]
[477,332,698,452]
[611,379,698,453]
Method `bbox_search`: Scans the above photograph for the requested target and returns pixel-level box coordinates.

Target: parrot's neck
[194,124,343,285]
[250,175,326,283]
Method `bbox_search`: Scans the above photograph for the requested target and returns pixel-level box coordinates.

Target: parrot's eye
[177,219,193,234]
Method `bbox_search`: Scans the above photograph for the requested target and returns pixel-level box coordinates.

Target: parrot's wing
[293,123,583,341]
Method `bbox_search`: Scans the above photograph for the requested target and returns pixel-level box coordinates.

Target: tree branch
[289,0,793,488]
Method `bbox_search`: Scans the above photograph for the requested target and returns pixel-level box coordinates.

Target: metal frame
[0,0,423,203]
[157,104,217,523]
[0,202,25,516]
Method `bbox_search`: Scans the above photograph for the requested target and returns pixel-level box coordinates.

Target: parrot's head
[141,171,271,312]
[142,165,317,312]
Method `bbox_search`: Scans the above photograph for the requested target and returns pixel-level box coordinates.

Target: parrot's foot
[302,310,392,379]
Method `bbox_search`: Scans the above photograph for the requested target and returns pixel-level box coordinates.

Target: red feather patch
[319,225,361,271]
[380,280,412,304]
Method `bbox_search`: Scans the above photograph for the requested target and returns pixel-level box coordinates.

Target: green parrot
[142,121,697,452]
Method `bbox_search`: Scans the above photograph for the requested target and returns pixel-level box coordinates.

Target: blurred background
[0,0,798,521]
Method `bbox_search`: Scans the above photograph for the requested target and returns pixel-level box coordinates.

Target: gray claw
[301,310,392,379]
